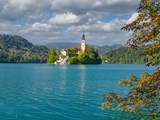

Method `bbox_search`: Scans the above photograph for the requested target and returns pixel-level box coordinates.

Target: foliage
[102,46,149,64]
[66,47,80,57]
[67,57,79,64]
[67,45,102,64]
[102,0,160,119]
[79,45,102,64]
[47,48,58,64]
[0,34,48,63]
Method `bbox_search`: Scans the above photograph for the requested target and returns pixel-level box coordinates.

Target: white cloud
[49,12,80,24]
[68,18,126,33]
[51,0,139,14]
[0,0,139,22]
[32,22,51,31]
[127,12,139,24]
[0,0,51,21]
[106,0,133,4]
[92,1,103,7]
[0,0,141,46]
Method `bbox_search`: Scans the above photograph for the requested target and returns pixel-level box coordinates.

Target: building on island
[55,32,86,64]
[81,32,86,52]
[61,49,67,56]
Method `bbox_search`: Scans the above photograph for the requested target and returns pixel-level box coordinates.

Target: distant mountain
[0,34,49,63]
[97,44,123,54]
[45,42,80,50]
[45,42,122,54]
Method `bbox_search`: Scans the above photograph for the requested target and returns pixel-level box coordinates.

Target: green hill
[0,34,49,63]
[102,47,149,64]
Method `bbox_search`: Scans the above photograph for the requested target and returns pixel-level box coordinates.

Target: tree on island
[47,48,58,64]
[102,0,160,119]
[67,45,102,64]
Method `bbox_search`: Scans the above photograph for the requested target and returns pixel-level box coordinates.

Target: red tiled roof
[76,45,81,48]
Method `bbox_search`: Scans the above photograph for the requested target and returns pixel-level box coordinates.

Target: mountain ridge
[0,34,48,63]
[45,42,123,54]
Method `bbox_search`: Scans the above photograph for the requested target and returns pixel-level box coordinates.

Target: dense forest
[102,47,149,64]
[0,34,48,63]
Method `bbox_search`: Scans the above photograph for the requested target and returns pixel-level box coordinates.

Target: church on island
[55,33,86,65]
[81,32,86,52]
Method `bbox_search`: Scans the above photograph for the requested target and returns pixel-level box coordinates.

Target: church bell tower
[81,32,86,52]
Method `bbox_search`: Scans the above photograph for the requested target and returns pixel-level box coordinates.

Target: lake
[0,64,155,120]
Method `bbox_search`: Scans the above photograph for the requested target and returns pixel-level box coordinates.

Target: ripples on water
[0,64,155,120]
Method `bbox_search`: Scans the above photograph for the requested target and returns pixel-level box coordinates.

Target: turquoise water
[0,64,155,120]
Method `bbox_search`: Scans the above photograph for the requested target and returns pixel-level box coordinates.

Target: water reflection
[78,65,87,96]
[59,65,67,92]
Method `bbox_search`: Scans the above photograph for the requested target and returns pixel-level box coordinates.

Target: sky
[0,0,140,46]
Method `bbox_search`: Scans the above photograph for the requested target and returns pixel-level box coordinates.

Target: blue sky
[0,0,140,46]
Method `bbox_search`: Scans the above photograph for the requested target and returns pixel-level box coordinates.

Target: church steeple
[82,31,85,40]
[81,32,86,52]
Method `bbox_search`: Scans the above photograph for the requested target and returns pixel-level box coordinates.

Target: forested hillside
[102,47,149,64]
[0,34,49,63]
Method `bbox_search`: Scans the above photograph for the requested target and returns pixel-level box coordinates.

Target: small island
[48,33,102,65]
